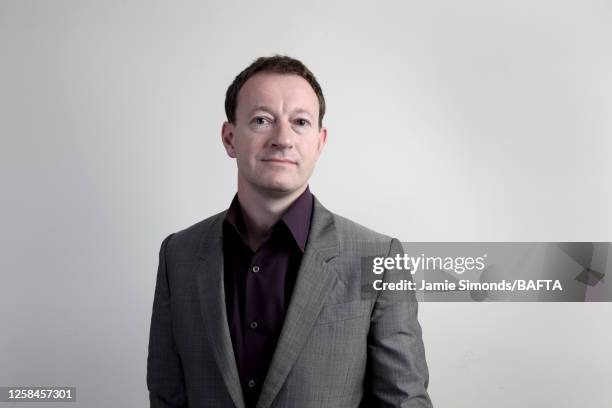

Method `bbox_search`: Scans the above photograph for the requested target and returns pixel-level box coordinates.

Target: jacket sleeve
[147,233,188,407]
[365,238,433,407]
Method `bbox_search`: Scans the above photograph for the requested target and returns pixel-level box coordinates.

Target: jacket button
[252,265,260,273]
[250,321,258,329]
[247,380,255,388]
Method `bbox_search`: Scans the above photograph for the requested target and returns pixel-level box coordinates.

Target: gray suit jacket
[147,198,432,408]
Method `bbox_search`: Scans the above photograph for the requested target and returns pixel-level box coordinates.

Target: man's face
[222,73,327,197]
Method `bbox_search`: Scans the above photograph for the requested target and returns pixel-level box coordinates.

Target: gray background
[1,0,611,407]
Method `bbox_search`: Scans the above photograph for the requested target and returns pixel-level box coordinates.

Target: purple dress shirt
[222,187,313,408]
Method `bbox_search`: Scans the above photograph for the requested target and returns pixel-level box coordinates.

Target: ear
[221,121,237,158]
[316,126,328,155]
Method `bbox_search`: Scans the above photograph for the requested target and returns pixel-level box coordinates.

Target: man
[147,55,432,408]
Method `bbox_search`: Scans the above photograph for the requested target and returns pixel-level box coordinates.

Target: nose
[269,119,294,149]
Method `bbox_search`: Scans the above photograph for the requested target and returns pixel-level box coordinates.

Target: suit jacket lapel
[256,198,339,408]
[195,213,246,408]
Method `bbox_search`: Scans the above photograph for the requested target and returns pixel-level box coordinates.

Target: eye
[252,116,271,126]
[295,118,310,127]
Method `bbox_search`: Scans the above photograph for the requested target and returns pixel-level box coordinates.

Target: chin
[263,183,296,195]
[258,179,302,196]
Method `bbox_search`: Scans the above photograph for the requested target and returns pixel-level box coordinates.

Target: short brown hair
[224,55,326,128]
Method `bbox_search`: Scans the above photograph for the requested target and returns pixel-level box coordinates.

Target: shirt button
[250,321,258,329]
[252,265,260,273]
[247,380,255,388]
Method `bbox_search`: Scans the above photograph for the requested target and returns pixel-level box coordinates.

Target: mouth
[261,158,297,165]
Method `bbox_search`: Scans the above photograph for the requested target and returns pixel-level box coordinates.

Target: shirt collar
[224,186,313,252]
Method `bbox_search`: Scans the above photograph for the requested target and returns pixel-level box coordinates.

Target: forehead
[236,72,319,116]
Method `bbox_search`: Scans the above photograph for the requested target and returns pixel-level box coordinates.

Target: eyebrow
[247,105,314,119]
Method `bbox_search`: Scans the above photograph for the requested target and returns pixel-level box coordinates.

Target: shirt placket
[242,246,268,400]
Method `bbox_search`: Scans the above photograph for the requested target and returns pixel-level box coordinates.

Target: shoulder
[161,209,227,262]
[331,212,392,244]
[315,199,396,257]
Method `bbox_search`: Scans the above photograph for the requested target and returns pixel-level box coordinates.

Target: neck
[236,180,307,251]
